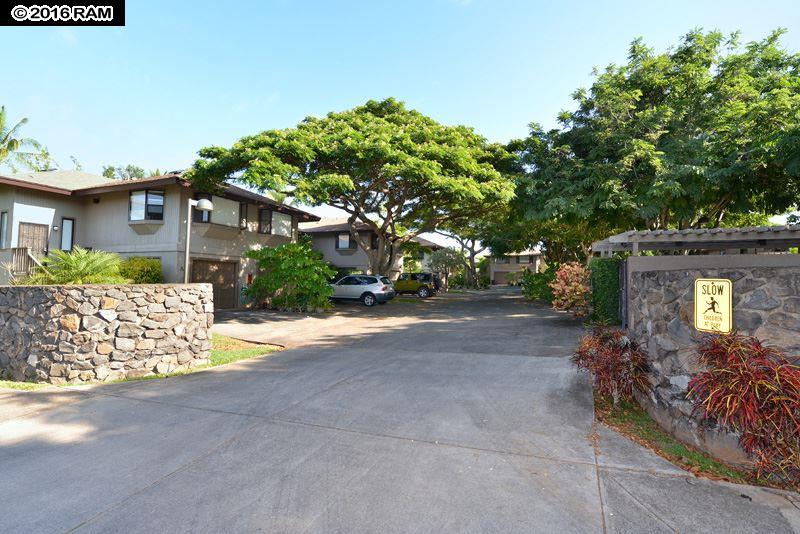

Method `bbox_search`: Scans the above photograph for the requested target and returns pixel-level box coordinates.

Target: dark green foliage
[520,265,557,303]
[513,30,800,232]
[245,238,336,312]
[119,257,164,284]
[589,258,621,324]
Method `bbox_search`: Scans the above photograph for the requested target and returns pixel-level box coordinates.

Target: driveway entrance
[1,289,797,532]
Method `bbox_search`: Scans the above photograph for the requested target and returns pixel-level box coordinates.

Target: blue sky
[3,0,799,187]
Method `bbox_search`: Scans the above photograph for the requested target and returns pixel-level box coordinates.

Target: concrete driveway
[1,288,798,532]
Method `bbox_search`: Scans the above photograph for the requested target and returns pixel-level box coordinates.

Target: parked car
[394,272,441,298]
[330,275,396,306]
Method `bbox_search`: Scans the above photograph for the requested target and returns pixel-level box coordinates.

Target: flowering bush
[549,262,590,317]
[571,327,648,406]
[688,334,800,484]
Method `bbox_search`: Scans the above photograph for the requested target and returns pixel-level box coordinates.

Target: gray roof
[300,218,372,233]
[0,170,320,221]
[6,170,111,191]
[592,225,800,253]
[411,236,444,250]
[300,218,445,249]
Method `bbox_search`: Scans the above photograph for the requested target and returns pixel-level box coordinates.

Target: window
[258,209,271,234]
[193,193,212,223]
[336,232,358,250]
[495,255,510,264]
[272,211,292,237]
[239,203,248,229]
[519,255,531,264]
[338,276,359,285]
[0,211,7,248]
[60,218,75,251]
[130,190,164,221]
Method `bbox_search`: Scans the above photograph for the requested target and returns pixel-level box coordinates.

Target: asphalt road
[1,288,798,532]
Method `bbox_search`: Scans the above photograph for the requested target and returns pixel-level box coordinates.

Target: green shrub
[245,238,336,312]
[18,246,127,285]
[449,271,466,288]
[520,264,557,303]
[119,257,164,284]
[589,257,621,324]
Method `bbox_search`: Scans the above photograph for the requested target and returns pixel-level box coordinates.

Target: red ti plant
[688,333,800,484]
[571,327,649,406]
[549,262,590,318]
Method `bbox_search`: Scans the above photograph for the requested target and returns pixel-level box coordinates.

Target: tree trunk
[466,254,477,287]
[366,237,404,280]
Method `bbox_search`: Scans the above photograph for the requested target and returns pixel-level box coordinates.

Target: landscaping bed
[594,395,754,485]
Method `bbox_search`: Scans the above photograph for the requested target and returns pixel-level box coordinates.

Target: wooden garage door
[493,271,509,285]
[192,260,237,309]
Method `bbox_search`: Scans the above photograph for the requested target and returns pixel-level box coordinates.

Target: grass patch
[210,335,279,366]
[0,335,280,390]
[595,395,757,485]
[0,379,49,391]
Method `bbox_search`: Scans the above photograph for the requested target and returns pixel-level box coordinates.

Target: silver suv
[330,275,396,306]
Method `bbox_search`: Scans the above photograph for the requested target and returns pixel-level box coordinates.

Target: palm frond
[18,246,129,285]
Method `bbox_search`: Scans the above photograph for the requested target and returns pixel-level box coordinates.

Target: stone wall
[626,254,800,465]
[0,284,213,384]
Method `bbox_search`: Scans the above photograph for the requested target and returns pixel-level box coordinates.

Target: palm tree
[0,106,52,172]
[17,246,128,285]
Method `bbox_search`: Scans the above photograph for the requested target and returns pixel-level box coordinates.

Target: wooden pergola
[592,225,800,256]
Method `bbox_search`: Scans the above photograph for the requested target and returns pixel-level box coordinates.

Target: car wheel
[417,286,430,298]
[362,293,376,307]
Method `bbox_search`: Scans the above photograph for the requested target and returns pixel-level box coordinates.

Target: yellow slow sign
[694,278,732,334]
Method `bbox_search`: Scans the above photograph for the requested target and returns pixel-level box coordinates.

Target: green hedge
[589,257,621,324]
[520,266,557,303]
[119,257,164,284]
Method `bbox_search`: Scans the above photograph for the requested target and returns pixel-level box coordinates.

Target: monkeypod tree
[190,98,515,276]
[515,30,800,231]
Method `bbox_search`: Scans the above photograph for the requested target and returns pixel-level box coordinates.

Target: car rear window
[360,276,377,284]
[380,277,392,285]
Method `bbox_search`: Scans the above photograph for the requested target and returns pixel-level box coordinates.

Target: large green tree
[516,30,800,232]
[190,98,514,276]
[0,106,52,172]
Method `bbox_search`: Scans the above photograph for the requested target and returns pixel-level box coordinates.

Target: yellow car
[393,272,440,298]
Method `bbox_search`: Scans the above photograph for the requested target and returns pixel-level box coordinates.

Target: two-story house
[0,170,319,308]
[300,218,442,278]
[488,249,541,285]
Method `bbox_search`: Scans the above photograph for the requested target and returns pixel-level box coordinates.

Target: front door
[18,222,49,258]
[191,260,237,309]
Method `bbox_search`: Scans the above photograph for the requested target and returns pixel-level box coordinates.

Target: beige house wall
[306,231,372,272]
[489,254,540,284]
[0,184,303,306]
